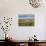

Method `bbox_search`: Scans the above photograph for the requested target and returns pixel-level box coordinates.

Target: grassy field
[18,19,34,26]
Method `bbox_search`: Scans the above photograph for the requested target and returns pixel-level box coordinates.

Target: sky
[19,14,34,19]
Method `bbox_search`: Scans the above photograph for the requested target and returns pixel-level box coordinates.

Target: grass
[18,19,34,26]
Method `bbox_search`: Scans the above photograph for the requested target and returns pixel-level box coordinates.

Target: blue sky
[19,14,34,19]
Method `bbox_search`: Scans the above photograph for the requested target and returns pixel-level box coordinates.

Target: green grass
[18,19,34,26]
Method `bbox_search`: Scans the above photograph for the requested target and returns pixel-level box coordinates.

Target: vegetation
[18,19,34,26]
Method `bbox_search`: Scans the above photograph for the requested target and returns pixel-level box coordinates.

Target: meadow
[19,19,34,26]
